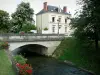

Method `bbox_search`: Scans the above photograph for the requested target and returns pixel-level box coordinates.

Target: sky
[0,0,79,20]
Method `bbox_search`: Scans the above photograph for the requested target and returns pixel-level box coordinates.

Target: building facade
[36,2,72,35]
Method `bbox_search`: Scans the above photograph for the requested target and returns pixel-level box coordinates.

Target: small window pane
[65,18,67,23]
[52,17,55,22]
[52,26,55,32]
[65,27,67,32]
[59,18,61,22]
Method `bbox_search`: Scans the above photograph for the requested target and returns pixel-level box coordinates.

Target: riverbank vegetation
[14,55,33,75]
[0,50,15,75]
[53,38,100,75]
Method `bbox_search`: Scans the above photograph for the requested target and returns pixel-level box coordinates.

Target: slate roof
[36,5,71,15]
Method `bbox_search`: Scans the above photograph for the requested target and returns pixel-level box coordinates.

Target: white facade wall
[36,13,49,33]
[36,15,42,33]
[36,12,72,35]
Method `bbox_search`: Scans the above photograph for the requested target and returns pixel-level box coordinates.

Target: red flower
[16,63,33,75]
[26,70,32,74]
[24,64,28,67]
[20,65,25,69]
[16,63,20,67]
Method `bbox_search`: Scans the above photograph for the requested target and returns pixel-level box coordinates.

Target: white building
[36,2,72,35]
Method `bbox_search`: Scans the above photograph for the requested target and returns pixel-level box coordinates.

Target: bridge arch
[9,41,61,56]
[12,44,48,56]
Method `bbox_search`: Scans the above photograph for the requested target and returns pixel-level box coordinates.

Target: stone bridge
[0,34,65,56]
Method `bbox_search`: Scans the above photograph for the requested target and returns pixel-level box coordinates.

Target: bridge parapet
[0,33,65,42]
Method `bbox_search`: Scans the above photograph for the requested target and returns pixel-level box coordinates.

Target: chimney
[43,2,48,11]
[63,6,67,13]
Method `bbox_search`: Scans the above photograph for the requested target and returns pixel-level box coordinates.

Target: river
[12,46,93,75]
[25,52,93,75]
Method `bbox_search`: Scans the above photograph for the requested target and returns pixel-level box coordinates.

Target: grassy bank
[53,38,100,75]
[0,50,15,75]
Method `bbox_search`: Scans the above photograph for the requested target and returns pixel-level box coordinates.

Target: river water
[12,45,93,75]
[25,53,93,75]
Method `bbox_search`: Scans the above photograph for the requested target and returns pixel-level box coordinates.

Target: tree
[11,2,34,33]
[71,0,100,50]
[21,22,36,33]
[0,10,10,33]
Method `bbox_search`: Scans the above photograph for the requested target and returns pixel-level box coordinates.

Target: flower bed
[0,41,9,49]
[14,55,33,75]
[16,63,32,75]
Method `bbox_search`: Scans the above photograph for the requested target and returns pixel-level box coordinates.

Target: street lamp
[57,19,60,36]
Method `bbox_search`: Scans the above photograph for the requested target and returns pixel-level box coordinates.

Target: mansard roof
[36,5,71,15]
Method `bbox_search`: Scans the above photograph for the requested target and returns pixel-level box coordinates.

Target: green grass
[54,38,100,75]
[0,50,15,75]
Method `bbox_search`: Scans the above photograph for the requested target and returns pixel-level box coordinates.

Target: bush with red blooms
[16,63,32,75]
[14,55,33,75]
[19,31,25,35]
[0,41,9,49]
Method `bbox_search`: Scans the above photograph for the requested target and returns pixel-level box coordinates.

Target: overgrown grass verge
[0,50,15,75]
[53,37,100,75]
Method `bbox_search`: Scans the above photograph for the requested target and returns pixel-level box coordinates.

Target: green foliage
[14,55,27,65]
[0,50,15,75]
[14,55,33,75]
[54,38,100,75]
[11,2,34,33]
[0,10,10,33]
[70,0,100,50]
[0,41,9,49]
[44,27,48,30]
[21,22,36,33]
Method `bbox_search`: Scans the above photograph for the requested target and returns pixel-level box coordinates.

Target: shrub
[0,41,9,49]
[14,55,33,75]
[16,63,32,75]
[14,55,27,65]
[19,31,25,35]
[44,27,48,30]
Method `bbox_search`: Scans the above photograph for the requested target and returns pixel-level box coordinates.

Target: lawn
[0,50,15,75]
[53,38,100,75]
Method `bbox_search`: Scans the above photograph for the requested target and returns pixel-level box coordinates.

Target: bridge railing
[0,33,66,42]
[0,33,65,36]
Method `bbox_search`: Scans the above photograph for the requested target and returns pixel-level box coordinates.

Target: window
[59,25,61,29]
[65,18,67,23]
[59,18,61,22]
[65,27,67,32]
[52,26,55,32]
[52,17,55,22]
[59,27,61,29]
